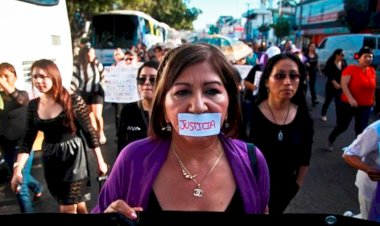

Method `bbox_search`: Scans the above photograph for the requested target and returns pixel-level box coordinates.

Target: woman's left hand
[98,161,109,176]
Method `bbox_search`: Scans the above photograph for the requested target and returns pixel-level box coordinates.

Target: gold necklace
[172,145,224,198]
[266,101,290,141]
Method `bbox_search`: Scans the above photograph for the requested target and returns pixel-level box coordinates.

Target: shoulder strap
[246,142,258,178]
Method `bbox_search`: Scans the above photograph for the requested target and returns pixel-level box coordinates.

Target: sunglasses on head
[137,76,155,85]
[272,72,300,80]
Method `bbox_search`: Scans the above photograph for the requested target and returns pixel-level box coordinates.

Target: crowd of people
[0,38,379,222]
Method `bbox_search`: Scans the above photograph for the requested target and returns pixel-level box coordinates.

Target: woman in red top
[327,47,376,151]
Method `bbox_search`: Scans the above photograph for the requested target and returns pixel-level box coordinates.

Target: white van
[316,34,380,69]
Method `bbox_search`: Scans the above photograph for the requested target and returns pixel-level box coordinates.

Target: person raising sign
[92,43,270,217]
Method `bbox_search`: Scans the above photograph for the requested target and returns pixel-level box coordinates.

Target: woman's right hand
[348,98,358,108]
[367,168,380,181]
[104,199,143,220]
[10,170,23,193]
[333,82,341,90]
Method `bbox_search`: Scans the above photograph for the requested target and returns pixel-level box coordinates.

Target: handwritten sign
[235,65,253,80]
[178,113,221,137]
[102,63,143,103]
[253,71,262,96]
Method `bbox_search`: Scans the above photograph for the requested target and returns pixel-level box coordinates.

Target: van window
[363,37,376,49]
[318,39,327,48]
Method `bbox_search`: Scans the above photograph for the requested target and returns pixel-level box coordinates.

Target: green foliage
[66,0,123,38]
[146,0,202,30]
[66,0,201,53]
[208,25,219,34]
[344,0,371,33]
[271,16,290,39]
[258,24,270,33]
[66,0,202,35]
[278,0,298,7]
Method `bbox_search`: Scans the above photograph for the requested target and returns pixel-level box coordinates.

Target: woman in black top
[305,42,322,107]
[248,53,314,214]
[117,61,159,153]
[0,62,43,213]
[11,59,108,213]
[320,49,347,122]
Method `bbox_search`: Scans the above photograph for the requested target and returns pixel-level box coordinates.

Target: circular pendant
[193,187,203,197]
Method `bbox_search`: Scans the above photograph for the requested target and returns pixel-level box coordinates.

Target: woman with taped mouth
[92,43,270,218]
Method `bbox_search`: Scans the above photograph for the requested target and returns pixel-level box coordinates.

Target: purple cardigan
[92,135,270,214]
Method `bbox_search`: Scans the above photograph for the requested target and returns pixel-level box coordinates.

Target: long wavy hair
[31,59,76,133]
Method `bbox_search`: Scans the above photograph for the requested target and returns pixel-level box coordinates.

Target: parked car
[316,33,380,69]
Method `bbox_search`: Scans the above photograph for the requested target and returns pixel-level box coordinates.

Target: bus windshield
[90,10,174,66]
[92,15,139,49]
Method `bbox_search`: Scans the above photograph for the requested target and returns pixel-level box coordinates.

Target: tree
[66,0,201,53]
[208,25,219,34]
[66,0,125,38]
[258,23,270,33]
[147,0,202,30]
[271,16,290,41]
[67,0,201,37]
[344,0,371,33]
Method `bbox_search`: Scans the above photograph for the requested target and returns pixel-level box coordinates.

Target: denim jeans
[16,151,42,213]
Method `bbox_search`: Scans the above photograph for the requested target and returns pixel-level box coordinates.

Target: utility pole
[297,0,303,48]
[245,2,251,41]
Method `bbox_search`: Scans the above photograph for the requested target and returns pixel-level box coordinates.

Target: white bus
[0,0,73,97]
[90,10,172,66]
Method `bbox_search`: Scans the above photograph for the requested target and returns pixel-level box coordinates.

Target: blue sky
[186,0,278,31]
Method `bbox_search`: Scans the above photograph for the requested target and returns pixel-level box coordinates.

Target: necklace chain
[266,101,290,141]
[172,145,224,198]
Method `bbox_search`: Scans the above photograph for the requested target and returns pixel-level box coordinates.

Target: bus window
[143,18,151,34]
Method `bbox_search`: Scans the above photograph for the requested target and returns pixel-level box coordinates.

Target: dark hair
[78,46,90,66]
[153,45,163,52]
[31,59,76,133]
[137,60,159,78]
[256,53,308,111]
[0,62,17,77]
[357,46,373,58]
[77,46,99,79]
[124,50,136,57]
[149,43,242,139]
[326,48,343,66]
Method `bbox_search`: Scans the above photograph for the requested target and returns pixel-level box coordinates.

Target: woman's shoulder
[226,137,266,164]
[123,101,139,109]
[119,137,170,159]
[120,102,140,115]
[28,97,40,106]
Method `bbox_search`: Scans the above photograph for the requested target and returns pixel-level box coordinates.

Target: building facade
[296,0,380,47]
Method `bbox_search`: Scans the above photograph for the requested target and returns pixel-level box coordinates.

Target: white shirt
[343,120,380,200]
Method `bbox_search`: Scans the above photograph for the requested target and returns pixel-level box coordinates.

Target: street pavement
[0,74,371,216]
